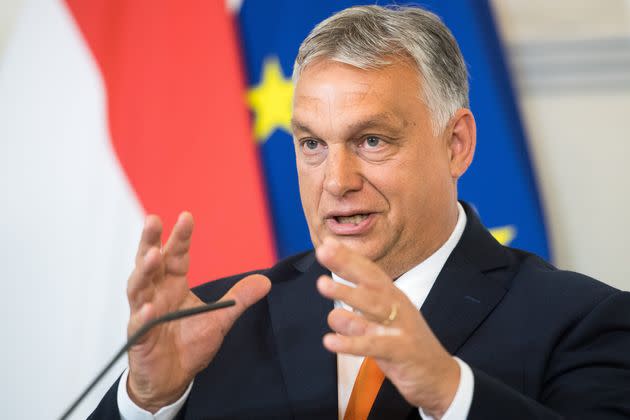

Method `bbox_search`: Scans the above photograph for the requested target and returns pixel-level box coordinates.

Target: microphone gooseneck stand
[59,300,236,420]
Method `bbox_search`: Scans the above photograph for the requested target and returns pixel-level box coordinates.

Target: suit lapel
[267,253,338,420]
[423,203,511,355]
[369,203,512,419]
[421,265,508,355]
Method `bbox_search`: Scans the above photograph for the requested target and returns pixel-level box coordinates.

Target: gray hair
[293,5,469,135]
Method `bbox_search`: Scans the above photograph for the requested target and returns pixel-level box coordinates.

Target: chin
[332,235,384,261]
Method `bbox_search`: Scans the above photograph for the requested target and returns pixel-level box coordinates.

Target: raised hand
[315,238,459,418]
[126,212,271,412]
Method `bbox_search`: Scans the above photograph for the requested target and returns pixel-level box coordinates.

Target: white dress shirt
[118,203,473,420]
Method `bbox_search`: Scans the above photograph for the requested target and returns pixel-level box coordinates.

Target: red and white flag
[0,0,273,417]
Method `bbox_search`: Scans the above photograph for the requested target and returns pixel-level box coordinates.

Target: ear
[446,108,476,179]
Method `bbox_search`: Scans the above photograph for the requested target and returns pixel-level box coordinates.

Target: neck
[380,201,460,280]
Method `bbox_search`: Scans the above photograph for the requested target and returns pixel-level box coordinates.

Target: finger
[213,274,272,333]
[323,329,402,360]
[127,246,163,311]
[135,215,163,265]
[317,275,396,321]
[327,307,371,336]
[162,212,194,275]
[163,212,194,257]
[315,238,389,289]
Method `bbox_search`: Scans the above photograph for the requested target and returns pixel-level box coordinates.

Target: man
[91,5,630,419]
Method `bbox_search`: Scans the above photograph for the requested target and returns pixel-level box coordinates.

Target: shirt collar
[332,202,467,310]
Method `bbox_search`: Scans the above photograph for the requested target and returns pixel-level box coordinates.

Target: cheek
[383,158,436,215]
[297,165,327,247]
[297,166,321,216]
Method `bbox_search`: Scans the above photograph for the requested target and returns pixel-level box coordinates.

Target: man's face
[292,58,459,277]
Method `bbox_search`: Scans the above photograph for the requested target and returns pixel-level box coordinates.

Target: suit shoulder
[192,250,314,302]
[504,246,620,309]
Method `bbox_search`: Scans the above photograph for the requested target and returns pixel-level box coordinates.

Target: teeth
[336,214,368,225]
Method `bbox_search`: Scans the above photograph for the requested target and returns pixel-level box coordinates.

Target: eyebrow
[290,119,311,134]
[291,112,405,136]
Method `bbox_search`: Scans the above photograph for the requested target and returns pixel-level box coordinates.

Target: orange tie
[343,357,385,420]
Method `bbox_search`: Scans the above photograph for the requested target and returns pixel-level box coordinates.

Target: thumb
[216,274,271,327]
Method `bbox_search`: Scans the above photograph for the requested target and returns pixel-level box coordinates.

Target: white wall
[0,0,23,57]
[493,0,630,289]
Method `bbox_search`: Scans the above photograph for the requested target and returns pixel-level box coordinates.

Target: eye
[362,136,383,149]
[304,139,320,150]
[299,138,325,155]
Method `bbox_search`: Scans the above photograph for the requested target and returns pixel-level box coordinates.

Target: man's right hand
[125,212,271,413]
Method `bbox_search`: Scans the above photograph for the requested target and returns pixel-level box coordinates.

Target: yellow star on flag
[489,225,517,246]
[247,57,294,143]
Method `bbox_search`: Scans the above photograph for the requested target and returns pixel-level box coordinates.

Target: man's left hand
[316,238,460,418]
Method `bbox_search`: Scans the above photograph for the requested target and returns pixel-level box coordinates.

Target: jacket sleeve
[87,377,121,420]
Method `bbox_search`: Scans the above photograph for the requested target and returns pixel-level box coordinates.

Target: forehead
[292,58,427,130]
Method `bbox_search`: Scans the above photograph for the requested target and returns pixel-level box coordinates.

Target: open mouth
[326,212,376,235]
[334,214,370,225]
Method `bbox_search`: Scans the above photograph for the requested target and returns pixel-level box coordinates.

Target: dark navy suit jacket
[91,204,630,419]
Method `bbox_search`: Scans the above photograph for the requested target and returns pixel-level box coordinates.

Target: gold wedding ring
[383,303,399,325]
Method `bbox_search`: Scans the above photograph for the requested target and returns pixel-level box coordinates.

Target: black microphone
[59,299,236,420]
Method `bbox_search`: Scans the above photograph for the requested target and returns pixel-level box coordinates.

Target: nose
[323,146,362,197]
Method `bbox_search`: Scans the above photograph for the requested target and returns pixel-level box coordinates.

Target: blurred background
[1,0,628,418]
